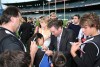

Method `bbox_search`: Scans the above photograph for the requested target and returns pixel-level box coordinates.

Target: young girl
[29,33,49,67]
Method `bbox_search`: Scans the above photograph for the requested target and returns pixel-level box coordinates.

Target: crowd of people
[0,6,100,67]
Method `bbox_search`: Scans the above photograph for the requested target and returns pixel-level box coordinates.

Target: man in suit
[46,19,76,67]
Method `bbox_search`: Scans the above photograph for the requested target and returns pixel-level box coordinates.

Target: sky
[1,0,37,3]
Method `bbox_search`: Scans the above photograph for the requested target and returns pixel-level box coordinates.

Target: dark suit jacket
[49,27,76,67]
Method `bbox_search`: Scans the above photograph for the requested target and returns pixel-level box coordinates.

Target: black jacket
[0,27,25,54]
[73,34,100,67]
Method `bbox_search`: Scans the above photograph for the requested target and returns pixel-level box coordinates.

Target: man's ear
[11,16,16,23]
[58,27,62,31]
[10,17,14,22]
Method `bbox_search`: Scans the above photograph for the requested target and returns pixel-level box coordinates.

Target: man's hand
[70,42,81,57]
[45,50,53,56]
[42,45,48,51]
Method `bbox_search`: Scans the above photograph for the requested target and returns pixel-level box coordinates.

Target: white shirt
[57,28,63,51]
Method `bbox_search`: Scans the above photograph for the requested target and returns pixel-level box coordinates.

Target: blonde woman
[34,16,51,47]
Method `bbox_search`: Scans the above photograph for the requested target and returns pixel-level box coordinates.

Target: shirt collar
[57,28,63,40]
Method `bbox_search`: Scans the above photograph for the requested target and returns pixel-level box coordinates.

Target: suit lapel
[55,37,57,50]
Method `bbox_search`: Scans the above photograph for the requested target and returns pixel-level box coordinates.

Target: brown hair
[52,51,67,67]
[47,19,63,29]
[50,12,56,16]
[1,6,20,24]
[39,16,45,21]
[80,12,100,29]
[0,50,31,67]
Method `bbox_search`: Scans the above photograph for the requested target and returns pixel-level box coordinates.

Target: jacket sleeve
[73,43,98,67]
[66,29,76,54]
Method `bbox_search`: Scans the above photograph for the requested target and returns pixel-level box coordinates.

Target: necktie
[57,39,60,51]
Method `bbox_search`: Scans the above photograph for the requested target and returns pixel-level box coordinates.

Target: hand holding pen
[70,42,83,57]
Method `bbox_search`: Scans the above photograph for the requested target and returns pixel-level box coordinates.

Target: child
[29,33,49,67]
[52,51,67,67]
[31,33,48,50]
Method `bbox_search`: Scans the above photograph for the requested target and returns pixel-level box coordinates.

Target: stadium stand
[2,0,100,20]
